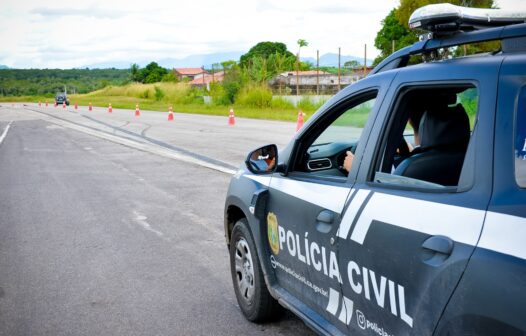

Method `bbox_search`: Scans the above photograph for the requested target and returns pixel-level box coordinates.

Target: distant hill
[84,51,244,70]
[0,65,8,69]
[301,53,373,67]
[82,51,370,70]
[0,68,129,96]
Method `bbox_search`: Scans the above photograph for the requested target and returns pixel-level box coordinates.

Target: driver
[343,113,423,173]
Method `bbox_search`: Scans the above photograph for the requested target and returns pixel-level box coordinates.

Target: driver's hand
[343,151,354,172]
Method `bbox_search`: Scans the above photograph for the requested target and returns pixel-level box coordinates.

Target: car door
[335,59,501,335]
[264,73,394,332]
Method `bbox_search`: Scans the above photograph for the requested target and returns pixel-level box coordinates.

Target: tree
[344,60,361,69]
[137,62,168,84]
[130,63,140,82]
[239,42,295,67]
[296,39,308,95]
[374,9,417,65]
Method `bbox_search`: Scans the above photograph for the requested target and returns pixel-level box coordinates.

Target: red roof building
[188,71,225,86]
[173,67,208,80]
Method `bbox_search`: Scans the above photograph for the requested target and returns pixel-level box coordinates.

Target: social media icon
[270,255,277,269]
[356,310,366,329]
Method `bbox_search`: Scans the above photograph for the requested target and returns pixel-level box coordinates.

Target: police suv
[224,4,526,335]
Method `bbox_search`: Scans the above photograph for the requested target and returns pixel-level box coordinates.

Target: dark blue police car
[224,4,526,335]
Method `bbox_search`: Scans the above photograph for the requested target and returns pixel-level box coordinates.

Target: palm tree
[296,39,308,96]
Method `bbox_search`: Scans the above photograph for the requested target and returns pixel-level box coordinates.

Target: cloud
[30,6,132,19]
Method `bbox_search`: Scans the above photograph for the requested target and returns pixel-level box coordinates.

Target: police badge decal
[267,212,280,255]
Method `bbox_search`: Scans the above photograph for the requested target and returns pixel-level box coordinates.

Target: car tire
[230,218,282,322]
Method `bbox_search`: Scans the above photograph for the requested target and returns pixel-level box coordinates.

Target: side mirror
[245,144,278,174]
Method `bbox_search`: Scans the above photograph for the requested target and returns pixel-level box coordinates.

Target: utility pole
[316,50,319,96]
[338,47,341,91]
[364,44,367,77]
[296,52,300,96]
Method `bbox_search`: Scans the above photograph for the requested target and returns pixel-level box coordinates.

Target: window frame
[514,86,526,188]
[366,82,479,193]
[286,89,379,185]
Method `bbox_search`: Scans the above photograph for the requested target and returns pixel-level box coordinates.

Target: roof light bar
[409,3,526,33]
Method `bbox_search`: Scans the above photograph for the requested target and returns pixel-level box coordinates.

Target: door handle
[316,210,334,233]
[421,235,454,266]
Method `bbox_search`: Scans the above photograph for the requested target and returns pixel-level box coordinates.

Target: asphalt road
[0,104,314,336]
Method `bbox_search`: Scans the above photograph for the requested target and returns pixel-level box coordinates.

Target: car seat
[393,95,471,186]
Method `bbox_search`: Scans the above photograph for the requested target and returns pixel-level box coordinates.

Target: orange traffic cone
[108,103,112,113]
[88,102,92,111]
[62,101,66,109]
[296,110,305,132]
[74,103,78,110]
[228,108,235,126]
[135,103,140,117]
[168,106,174,121]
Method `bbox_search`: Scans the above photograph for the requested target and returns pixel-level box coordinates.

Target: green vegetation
[130,62,171,83]
[0,68,129,96]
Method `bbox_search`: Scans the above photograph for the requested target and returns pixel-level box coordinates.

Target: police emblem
[267,212,280,255]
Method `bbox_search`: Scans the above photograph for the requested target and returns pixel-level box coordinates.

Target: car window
[372,85,478,190]
[515,87,526,188]
[292,92,377,178]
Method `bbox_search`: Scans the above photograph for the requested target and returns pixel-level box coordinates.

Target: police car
[224,4,526,335]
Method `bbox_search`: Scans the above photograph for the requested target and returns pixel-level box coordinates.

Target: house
[188,71,225,87]
[173,67,208,81]
[269,68,374,95]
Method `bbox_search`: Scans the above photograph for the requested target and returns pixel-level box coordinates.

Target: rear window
[516,88,526,187]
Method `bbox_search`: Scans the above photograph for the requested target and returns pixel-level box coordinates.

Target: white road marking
[0,122,12,146]
[133,210,167,239]
[41,115,237,175]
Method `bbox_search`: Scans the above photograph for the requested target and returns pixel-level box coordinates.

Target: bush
[209,82,230,105]
[237,85,273,108]
[154,86,164,101]
[297,96,316,111]
[140,89,150,99]
[271,96,294,109]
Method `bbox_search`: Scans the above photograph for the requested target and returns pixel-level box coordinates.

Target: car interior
[375,86,476,189]
[293,86,477,189]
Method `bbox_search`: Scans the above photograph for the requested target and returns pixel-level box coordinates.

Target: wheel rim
[234,237,255,302]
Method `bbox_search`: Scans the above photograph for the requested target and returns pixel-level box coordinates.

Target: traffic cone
[74,103,78,110]
[38,101,41,107]
[296,110,305,132]
[88,102,92,111]
[228,108,235,126]
[108,103,112,113]
[135,103,140,117]
[168,106,174,121]
[62,101,66,109]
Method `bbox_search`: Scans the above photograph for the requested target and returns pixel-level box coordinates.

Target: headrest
[408,92,457,132]
[419,103,470,149]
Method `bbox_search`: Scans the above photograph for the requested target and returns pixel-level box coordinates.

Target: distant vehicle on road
[55,93,69,106]
[224,4,526,336]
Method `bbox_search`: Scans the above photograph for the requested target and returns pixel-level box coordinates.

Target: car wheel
[230,218,282,322]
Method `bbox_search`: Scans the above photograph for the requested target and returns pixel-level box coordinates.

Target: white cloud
[0,0,524,68]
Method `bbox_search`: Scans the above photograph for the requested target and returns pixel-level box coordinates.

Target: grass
[0,82,319,122]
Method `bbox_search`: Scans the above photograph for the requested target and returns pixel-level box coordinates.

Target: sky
[0,0,524,69]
